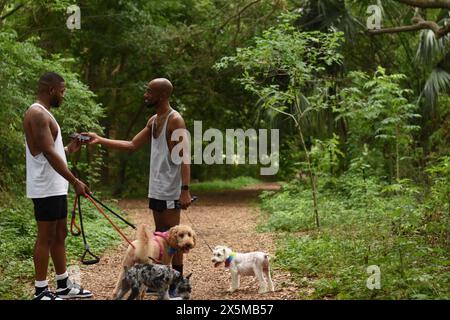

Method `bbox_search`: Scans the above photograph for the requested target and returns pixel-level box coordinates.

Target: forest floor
[80,183,306,300]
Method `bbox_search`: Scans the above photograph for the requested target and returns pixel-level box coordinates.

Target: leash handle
[81,248,100,265]
[70,196,81,236]
[77,195,100,265]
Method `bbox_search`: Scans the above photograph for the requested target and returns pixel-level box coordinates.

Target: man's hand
[66,138,82,154]
[81,132,101,145]
[73,179,90,197]
[179,190,192,209]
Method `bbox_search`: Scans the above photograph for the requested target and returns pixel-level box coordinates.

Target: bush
[260,174,450,299]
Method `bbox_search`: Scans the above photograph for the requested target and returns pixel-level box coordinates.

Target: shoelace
[48,292,59,299]
[39,290,59,300]
[67,279,82,291]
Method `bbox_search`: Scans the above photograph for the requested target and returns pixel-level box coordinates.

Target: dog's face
[173,272,192,300]
[211,245,230,268]
[167,225,197,254]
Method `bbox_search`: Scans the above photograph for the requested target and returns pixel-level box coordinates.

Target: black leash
[88,194,136,230]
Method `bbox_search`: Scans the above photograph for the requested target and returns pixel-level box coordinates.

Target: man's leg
[50,218,67,275]
[34,221,57,294]
[50,217,70,291]
[51,218,93,299]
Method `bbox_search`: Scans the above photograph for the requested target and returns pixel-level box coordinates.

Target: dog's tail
[135,224,151,262]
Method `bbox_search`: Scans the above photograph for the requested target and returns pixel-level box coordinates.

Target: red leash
[85,194,136,249]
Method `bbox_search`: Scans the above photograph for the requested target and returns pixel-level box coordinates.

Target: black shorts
[149,198,181,212]
[32,195,68,221]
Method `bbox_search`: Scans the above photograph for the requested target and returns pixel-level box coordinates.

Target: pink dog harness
[153,231,177,262]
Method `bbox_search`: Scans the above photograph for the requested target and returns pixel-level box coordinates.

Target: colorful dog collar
[225,252,236,268]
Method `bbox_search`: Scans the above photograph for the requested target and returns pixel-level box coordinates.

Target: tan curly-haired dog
[112,224,196,299]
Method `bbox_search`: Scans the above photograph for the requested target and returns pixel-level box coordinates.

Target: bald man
[84,78,192,298]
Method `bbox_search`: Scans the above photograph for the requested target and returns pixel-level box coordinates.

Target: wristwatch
[181,185,189,191]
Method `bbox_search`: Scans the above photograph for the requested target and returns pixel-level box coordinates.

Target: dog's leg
[158,288,170,300]
[112,248,135,299]
[129,284,143,301]
[255,266,268,294]
[227,271,239,293]
[115,287,128,300]
[263,255,274,292]
[127,286,141,300]
[112,268,126,299]
[265,266,275,292]
[139,287,146,300]
[115,280,130,300]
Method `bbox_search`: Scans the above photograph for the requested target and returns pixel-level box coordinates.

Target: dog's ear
[167,226,179,249]
[185,273,193,279]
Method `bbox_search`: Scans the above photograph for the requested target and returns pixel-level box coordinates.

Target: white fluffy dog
[211,245,274,294]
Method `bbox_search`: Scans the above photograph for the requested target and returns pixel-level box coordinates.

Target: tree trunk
[298,125,320,228]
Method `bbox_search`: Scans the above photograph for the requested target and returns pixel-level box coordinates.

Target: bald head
[144,78,173,109]
[149,78,173,98]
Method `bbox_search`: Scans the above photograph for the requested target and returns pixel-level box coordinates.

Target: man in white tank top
[84,78,192,297]
[24,72,92,300]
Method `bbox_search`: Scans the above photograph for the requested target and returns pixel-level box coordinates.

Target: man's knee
[56,226,67,243]
[36,228,57,246]
[153,209,180,231]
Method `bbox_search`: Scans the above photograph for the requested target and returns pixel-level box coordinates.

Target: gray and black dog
[114,263,192,300]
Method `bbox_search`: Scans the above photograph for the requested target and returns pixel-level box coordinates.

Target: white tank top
[26,103,69,198]
[148,110,181,200]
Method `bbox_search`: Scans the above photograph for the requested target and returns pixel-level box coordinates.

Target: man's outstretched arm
[83,119,152,152]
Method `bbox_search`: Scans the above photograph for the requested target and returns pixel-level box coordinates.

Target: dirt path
[80,183,302,300]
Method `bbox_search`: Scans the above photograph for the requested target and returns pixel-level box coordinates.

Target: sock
[35,280,48,295]
[56,271,69,289]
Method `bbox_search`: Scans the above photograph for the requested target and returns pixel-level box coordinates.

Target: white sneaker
[33,290,63,300]
[56,280,93,299]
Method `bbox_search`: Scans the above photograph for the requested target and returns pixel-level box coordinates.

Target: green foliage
[260,175,450,299]
[216,12,344,126]
[310,133,344,176]
[336,67,421,181]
